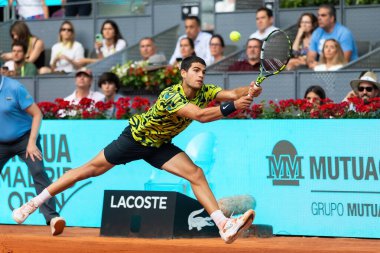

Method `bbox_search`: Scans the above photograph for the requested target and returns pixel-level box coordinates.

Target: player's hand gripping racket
[255,29,292,87]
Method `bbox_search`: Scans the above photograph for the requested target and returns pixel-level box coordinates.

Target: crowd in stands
[1,3,377,106]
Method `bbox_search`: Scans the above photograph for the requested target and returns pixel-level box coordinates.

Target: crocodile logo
[188,208,214,231]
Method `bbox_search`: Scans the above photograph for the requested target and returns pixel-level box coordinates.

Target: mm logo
[267,140,304,186]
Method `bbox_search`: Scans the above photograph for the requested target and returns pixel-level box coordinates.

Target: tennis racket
[255,29,292,87]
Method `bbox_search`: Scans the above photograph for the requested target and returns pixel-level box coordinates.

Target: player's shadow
[144,132,216,196]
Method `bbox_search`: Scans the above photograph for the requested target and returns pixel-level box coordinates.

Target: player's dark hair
[304,85,326,100]
[98,72,121,92]
[181,56,206,71]
[256,7,273,18]
[185,16,201,26]
[319,4,336,22]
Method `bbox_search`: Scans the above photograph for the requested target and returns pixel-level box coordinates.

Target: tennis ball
[229,31,241,42]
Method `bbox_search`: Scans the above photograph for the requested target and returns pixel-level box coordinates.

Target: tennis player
[12,56,262,243]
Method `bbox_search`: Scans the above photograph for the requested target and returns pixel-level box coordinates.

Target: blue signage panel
[1,120,379,238]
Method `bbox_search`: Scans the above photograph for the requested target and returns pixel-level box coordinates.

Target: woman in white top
[10,0,48,20]
[40,21,84,74]
[95,19,127,59]
[314,39,346,72]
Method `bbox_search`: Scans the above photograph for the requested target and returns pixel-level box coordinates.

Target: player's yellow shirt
[129,83,222,147]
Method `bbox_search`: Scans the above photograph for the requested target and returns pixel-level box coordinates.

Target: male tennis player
[12,56,262,243]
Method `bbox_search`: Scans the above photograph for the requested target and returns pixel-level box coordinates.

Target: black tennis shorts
[104,126,183,169]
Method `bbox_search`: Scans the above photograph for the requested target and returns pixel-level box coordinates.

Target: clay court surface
[1,225,380,253]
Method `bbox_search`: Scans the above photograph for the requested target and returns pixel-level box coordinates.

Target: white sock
[33,189,52,207]
[211,210,228,230]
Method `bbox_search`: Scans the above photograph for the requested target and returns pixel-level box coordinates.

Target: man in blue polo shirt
[307,4,358,69]
[0,75,65,235]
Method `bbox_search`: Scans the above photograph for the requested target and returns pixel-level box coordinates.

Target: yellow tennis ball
[229,31,241,42]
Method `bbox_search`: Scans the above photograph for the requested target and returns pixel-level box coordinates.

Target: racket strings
[261,31,291,72]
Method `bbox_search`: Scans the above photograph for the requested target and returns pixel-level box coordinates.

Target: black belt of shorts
[0,130,31,145]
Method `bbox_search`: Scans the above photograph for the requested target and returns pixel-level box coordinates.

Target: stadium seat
[356,40,371,57]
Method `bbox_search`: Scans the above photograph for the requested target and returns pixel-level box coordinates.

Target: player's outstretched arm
[176,95,254,123]
[215,81,262,102]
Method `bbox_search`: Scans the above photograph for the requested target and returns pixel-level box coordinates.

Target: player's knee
[188,167,206,184]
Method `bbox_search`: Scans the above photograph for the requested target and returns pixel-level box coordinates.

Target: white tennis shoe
[219,209,255,244]
[12,200,38,224]
[50,217,66,236]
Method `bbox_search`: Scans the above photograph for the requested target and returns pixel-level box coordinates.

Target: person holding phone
[77,20,127,67]
[95,20,127,59]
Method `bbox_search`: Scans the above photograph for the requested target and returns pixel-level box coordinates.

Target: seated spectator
[287,13,318,70]
[343,71,379,102]
[228,38,261,71]
[1,21,45,69]
[249,7,279,40]
[98,72,123,118]
[95,20,127,59]
[2,41,37,77]
[172,37,196,68]
[169,16,211,65]
[304,85,326,106]
[63,0,91,17]
[307,4,358,69]
[65,68,104,104]
[314,39,346,71]
[9,0,49,20]
[39,20,84,74]
[209,34,225,65]
[78,19,127,66]
[139,37,167,66]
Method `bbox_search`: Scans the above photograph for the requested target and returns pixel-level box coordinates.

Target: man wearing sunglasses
[343,71,379,102]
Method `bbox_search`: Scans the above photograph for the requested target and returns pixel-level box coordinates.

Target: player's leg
[12,150,114,224]
[161,152,219,215]
[160,151,255,244]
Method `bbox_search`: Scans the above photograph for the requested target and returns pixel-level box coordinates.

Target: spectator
[249,7,279,40]
[9,0,49,20]
[313,39,346,71]
[98,72,123,118]
[2,41,37,77]
[95,20,127,60]
[63,0,91,17]
[78,20,126,66]
[209,34,225,65]
[343,71,379,102]
[64,68,104,104]
[228,38,261,71]
[139,37,166,66]
[1,21,45,69]
[40,20,84,74]
[172,37,196,68]
[304,85,326,106]
[307,4,358,69]
[287,13,318,70]
[169,16,212,65]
